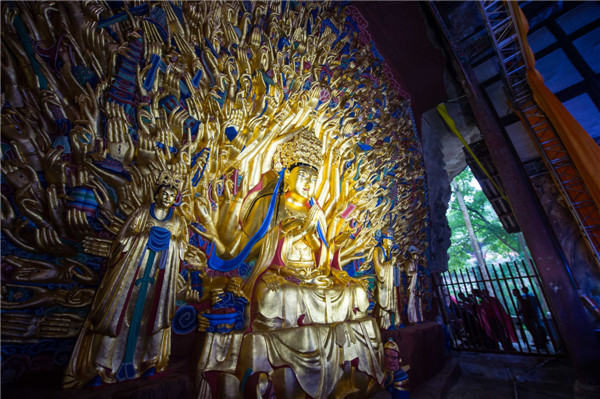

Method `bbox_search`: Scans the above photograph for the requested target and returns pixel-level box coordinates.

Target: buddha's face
[288,165,318,199]
[156,186,177,209]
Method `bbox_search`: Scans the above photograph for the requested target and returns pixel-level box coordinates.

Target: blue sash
[207,169,285,271]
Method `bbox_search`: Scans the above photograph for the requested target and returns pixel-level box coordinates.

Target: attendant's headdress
[156,169,184,192]
[384,339,400,353]
[155,169,184,205]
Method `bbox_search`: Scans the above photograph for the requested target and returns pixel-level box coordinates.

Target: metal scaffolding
[477,0,600,268]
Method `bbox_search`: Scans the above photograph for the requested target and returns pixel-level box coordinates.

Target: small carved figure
[198,277,249,333]
[383,339,410,399]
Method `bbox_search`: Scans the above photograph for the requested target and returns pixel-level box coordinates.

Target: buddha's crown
[275,127,323,172]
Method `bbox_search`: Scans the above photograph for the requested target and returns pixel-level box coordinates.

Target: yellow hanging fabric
[436,103,509,202]
[508,2,600,211]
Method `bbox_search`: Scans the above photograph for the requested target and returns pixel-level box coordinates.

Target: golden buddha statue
[238,128,370,331]
[196,129,384,399]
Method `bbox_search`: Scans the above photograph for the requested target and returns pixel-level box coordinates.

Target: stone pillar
[420,108,452,274]
[448,55,600,387]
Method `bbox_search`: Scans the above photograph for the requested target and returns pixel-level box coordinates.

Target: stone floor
[407,351,580,399]
[3,349,590,399]
[445,375,574,399]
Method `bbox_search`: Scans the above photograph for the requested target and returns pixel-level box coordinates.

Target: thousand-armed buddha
[199,128,370,331]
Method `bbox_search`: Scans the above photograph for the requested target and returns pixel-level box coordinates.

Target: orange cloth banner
[509,2,600,211]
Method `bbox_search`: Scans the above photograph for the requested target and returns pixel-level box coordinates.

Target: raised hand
[0,193,37,253]
[88,178,117,216]
[177,274,201,303]
[1,312,84,340]
[34,226,77,256]
[66,208,94,238]
[75,82,103,126]
[156,116,175,162]
[69,123,96,167]
[128,165,154,206]
[1,110,48,171]
[105,102,134,165]
[83,237,113,258]
[167,106,189,146]
[85,160,132,215]
[185,245,207,271]
[142,19,164,62]
[41,147,67,191]
[46,185,66,236]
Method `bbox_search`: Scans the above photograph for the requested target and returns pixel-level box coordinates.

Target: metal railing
[435,259,562,356]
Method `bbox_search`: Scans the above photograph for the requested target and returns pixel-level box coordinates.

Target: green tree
[447,167,530,271]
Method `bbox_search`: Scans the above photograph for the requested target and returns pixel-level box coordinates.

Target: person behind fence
[457,292,495,349]
[520,287,548,350]
[474,289,517,351]
[467,290,499,350]
[512,288,530,346]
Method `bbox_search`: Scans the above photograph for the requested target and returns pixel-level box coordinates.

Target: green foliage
[447,167,530,271]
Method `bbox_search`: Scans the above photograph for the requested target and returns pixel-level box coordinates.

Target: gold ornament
[156,169,184,192]
[274,127,323,172]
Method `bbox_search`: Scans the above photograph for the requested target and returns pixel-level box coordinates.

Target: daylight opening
[437,166,561,355]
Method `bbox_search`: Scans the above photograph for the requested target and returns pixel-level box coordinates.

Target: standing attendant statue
[374,234,402,329]
[405,246,423,324]
[63,170,205,388]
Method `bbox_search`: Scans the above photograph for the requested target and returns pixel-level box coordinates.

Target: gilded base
[196,318,385,399]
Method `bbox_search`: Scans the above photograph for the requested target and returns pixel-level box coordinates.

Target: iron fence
[434,259,562,356]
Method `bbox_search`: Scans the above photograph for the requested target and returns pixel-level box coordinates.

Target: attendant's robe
[63,204,187,388]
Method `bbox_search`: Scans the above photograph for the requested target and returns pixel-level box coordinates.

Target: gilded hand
[197,315,210,331]
[83,237,113,258]
[89,178,117,215]
[135,133,159,171]
[1,312,84,340]
[106,116,134,165]
[280,217,304,234]
[6,255,63,283]
[41,148,67,191]
[262,273,286,292]
[46,186,66,235]
[66,208,94,238]
[185,245,207,270]
[34,226,77,256]
[177,274,201,303]
[69,123,95,167]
